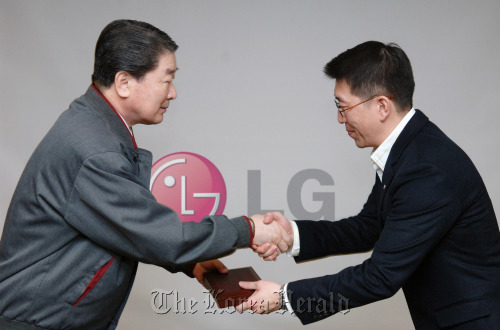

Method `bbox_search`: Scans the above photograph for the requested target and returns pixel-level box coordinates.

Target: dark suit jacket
[288,110,500,329]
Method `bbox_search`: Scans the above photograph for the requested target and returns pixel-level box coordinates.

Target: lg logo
[151,152,335,222]
[150,152,227,222]
[248,169,335,220]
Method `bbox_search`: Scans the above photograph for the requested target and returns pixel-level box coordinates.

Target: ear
[377,96,392,122]
[114,71,133,98]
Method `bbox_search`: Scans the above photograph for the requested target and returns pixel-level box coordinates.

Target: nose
[168,82,177,100]
[337,111,346,124]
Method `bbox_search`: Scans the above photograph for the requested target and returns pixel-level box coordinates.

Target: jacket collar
[382,109,429,185]
[84,85,137,150]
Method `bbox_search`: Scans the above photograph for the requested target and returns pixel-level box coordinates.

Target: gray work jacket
[0,86,251,329]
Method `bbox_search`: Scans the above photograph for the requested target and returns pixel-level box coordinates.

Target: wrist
[278,284,286,310]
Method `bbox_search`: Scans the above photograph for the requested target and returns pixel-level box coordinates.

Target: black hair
[92,19,178,88]
[324,41,414,111]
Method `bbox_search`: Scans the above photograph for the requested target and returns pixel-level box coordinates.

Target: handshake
[249,212,293,261]
[193,212,294,314]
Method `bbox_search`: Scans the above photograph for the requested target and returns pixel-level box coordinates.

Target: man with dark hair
[239,41,500,329]
[0,19,290,329]
[91,20,179,88]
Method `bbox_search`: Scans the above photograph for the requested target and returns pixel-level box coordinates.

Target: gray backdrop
[1,1,499,329]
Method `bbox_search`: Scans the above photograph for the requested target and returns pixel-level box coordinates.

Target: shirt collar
[371,108,415,180]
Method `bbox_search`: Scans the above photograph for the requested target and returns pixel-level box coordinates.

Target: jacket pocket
[435,296,490,328]
[72,257,114,306]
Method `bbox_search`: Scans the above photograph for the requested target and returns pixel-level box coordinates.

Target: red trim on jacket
[243,216,254,247]
[91,84,138,150]
[72,257,114,306]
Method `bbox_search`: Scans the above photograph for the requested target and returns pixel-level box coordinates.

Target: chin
[151,115,165,125]
[354,141,367,148]
[140,118,164,126]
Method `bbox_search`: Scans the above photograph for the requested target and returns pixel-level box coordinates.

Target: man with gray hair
[0,19,290,329]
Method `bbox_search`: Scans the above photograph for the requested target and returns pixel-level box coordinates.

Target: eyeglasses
[335,95,394,117]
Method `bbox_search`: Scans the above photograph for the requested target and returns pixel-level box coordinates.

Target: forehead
[153,52,177,77]
[334,79,353,101]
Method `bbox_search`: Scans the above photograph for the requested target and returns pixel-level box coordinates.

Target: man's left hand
[192,259,228,286]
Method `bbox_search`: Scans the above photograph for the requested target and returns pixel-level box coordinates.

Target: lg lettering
[248,169,335,219]
[150,152,335,221]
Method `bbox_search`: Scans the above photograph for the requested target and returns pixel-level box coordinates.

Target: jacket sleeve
[64,151,251,270]
[288,161,461,325]
[294,175,383,261]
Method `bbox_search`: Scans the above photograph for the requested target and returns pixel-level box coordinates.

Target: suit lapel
[378,110,429,214]
[382,109,429,187]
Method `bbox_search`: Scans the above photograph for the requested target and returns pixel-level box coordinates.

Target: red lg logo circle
[150,152,227,222]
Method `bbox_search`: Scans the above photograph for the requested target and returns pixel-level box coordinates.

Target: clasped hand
[251,212,293,261]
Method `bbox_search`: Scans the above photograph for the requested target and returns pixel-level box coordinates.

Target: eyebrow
[166,67,179,74]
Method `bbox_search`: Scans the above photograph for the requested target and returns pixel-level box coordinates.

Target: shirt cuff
[283,283,295,315]
[285,221,300,257]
